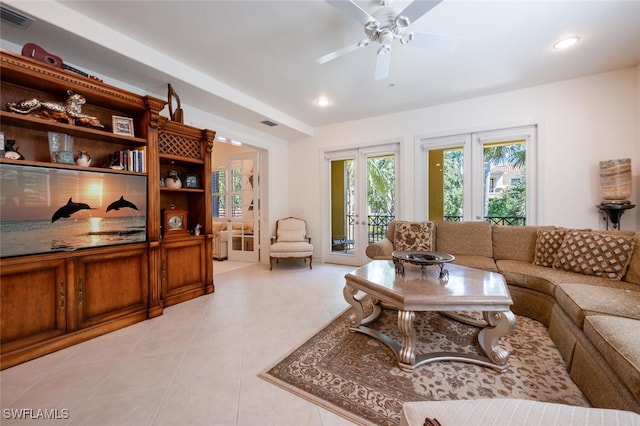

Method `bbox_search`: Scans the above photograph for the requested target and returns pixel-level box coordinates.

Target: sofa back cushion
[493,226,547,262]
[553,230,636,280]
[435,221,493,257]
[394,221,435,251]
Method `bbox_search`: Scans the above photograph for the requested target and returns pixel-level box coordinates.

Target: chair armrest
[366,238,394,259]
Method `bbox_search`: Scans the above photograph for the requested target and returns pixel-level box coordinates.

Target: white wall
[290,66,639,260]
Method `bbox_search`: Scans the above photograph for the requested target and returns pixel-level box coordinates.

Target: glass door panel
[428,147,464,222]
[325,145,398,266]
[482,140,527,226]
[228,153,258,262]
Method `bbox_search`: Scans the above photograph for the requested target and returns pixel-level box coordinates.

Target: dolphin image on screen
[51,198,94,223]
[106,195,139,212]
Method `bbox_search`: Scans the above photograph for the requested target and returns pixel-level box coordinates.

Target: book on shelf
[111,149,145,173]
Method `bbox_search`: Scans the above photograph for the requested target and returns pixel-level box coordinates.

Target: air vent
[1,5,35,29]
[261,120,278,127]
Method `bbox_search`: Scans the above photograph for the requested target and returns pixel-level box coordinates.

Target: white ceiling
[1,1,639,140]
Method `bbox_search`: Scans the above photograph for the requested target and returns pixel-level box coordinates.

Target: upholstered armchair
[269,217,313,270]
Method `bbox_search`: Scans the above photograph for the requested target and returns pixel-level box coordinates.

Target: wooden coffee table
[344,260,516,372]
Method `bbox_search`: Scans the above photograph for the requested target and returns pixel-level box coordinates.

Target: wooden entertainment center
[0,49,215,369]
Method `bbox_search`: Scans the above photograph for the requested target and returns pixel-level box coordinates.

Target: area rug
[259,303,590,426]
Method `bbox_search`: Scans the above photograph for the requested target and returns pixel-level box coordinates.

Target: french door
[227,152,259,262]
[324,144,399,266]
[418,125,537,225]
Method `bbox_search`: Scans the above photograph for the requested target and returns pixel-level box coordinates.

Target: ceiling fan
[316,0,461,80]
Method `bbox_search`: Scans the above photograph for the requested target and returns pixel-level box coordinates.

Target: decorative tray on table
[391,250,455,279]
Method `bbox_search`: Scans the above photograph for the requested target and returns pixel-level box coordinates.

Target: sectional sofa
[366,220,640,414]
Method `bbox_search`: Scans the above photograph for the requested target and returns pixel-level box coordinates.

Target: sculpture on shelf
[167,84,184,123]
[6,90,104,128]
[165,170,182,189]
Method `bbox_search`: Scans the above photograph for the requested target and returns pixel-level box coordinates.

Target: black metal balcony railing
[333,214,525,252]
[444,216,526,226]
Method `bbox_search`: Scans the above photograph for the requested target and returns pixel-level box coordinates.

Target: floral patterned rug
[259,304,590,426]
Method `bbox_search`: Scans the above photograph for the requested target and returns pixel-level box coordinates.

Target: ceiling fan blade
[326,0,376,26]
[397,0,443,24]
[316,39,368,64]
[374,48,391,81]
[409,32,461,52]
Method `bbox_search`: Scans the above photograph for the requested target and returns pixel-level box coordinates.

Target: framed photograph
[185,173,200,189]
[112,116,134,136]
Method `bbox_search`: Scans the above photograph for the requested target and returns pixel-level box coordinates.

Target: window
[418,125,537,225]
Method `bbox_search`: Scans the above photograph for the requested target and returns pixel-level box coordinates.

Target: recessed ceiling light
[553,36,580,50]
[315,97,330,107]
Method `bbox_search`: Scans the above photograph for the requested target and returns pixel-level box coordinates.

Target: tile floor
[1,261,359,425]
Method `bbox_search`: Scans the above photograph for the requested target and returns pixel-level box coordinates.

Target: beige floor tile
[70,387,167,426]
[1,262,358,425]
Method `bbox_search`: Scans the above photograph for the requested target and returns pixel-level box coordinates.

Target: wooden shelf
[159,153,205,165]
[160,187,204,193]
[0,158,147,176]
[0,111,147,146]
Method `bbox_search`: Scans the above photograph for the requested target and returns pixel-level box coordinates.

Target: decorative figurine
[165,170,182,189]
[3,140,24,160]
[75,151,91,167]
[6,90,104,128]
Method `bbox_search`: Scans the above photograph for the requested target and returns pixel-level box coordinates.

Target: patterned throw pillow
[553,231,637,280]
[533,229,567,267]
[394,222,435,252]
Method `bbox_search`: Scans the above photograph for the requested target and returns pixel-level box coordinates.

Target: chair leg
[269,257,273,271]
[309,255,312,269]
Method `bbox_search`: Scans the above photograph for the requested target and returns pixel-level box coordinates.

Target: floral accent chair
[269,217,313,270]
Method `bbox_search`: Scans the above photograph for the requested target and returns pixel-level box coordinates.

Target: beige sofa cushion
[492,225,544,262]
[393,221,435,251]
[451,255,498,272]
[553,230,636,280]
[555,283,640,328]
[435,221,493,257]
[584,315,640,402]
[497,260,639,296]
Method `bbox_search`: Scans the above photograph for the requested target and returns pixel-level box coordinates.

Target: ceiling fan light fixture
[553,36,580,50]
[400,32,414,45]
[395,15,410,29]
[377,44,391,55]
[315,97,330,107]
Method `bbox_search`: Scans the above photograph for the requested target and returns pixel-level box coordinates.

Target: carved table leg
[343,284,381,327]
[478,310,516,366]
[397,310,417,370]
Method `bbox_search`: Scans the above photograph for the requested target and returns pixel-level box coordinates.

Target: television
[0,163,147,258]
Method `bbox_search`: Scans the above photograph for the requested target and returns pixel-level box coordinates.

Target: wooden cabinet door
[0,259,67,355]
[74,247,149,329]
[162,238,206,306]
